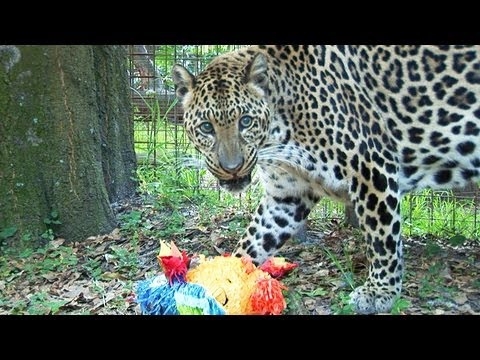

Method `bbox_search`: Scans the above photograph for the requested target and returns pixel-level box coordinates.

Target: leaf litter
[1,195,479,315]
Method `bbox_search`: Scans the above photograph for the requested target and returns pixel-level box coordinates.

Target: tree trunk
[0,45,137,248]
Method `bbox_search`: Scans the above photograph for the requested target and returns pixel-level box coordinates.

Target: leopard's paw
[349,285,397,315]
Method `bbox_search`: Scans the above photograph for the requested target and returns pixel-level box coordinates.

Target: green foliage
[0,238,81,314]
[25,292,68,315]
[0,226,17,241]
[83,257,103,280]
[402,189,479,240]
[298,287,328,297]
[137,161,205,209]
[322,246,356,291]
[425,240,443,257]
[118,210,143,233]
[41,229,55,242]
[42,210,62,242]
[155,45,245,89]
[331,291,355,315]
[448,234,467,246]
[1,240,78,280]
[472,279,480,289]
[283,289,303,314]
[44,210,61,227]
[390,297,411,315]
[417,261,457,306]
[27,245,78,275]
[108,245,138,278]
[157,210,185,238]
[133,97,186,158]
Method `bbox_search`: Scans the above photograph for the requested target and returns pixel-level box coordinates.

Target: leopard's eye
[199,122,214,134]
[239,115,253,130]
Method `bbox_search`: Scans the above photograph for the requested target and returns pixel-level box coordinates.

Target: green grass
[402,189,479,242]
[322,246,356,291]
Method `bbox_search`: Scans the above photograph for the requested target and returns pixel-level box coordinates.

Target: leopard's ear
[244,53,269,94]
[171,64,196,106]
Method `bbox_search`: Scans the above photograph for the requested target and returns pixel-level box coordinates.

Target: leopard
[172,45,480,314]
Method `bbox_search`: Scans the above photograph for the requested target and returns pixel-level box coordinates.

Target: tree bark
[0,45,137,247]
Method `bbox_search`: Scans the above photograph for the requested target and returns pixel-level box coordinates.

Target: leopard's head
[172,52,271,193]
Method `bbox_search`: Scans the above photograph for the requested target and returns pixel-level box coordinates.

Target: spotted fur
[172,45,480,314]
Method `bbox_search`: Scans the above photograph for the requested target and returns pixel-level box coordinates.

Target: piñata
[135,240,297,315]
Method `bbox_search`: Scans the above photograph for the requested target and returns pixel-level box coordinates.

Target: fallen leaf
[102,271,122,280]
[41,273,59,281]
[110,228,122,240]
[50,238,65,248]
[439,266,453,281]
[91,292,117,311]
[453,293,469,305]
[457,303,480,315]
[314,269,329,277]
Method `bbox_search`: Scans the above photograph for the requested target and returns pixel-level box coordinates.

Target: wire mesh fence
[128,45,245,173]
[127,45,480,241]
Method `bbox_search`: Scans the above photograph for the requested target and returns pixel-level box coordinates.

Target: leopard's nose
[219,157,244,174]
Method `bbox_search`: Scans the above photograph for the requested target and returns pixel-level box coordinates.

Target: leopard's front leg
[348,182,404,314]
[233,191,319,265]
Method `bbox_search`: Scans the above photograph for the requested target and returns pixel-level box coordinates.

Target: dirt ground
[2,194,480,315]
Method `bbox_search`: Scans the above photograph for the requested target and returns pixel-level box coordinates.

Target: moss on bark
[0,45,137,248]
